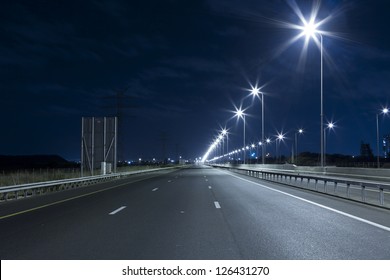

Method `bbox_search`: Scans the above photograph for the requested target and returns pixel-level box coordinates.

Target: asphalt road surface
[0,165,389,260]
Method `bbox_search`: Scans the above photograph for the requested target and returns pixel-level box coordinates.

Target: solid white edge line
[220,170,390,232]
[214,201,221,209]
[109,206,127,215]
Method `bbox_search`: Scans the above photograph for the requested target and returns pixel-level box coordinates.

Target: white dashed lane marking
[109,206,127,215]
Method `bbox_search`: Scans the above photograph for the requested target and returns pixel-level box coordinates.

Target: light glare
[302,18,319,39]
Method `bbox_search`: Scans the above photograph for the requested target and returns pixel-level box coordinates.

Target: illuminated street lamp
[324,122,335,166]
[276,133,285,164]
[257,141,262,164]
[265,138,271,162]
[294,129,304,164]
[221,128,228,163]
[250,85,266,165]
[234,108,246,164]
[298,16,326,167]
[376,108,389,168]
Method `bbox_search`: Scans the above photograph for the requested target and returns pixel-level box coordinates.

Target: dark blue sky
[1,0,389,161]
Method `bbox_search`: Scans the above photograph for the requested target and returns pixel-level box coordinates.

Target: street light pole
[234,108,246,165]
[301,21,325,167]
[376,113,380,168]
[276,133,284,164]
[324,122,334,167]
[376,108,389,168]
[295,129,303,164]
[243,114,246,164]
[262,92,265,165]
[320,34,324,168]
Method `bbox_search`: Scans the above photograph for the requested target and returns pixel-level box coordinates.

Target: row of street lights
[205,107,388,167]
[202,5,389,168]
[207,122,335,165]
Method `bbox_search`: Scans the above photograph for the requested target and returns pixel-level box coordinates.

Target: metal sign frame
[81,117,117,176]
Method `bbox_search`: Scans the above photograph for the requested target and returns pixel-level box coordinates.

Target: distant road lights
[376,108,389,168]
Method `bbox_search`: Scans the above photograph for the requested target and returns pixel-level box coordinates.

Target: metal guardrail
[0,167,176,202]
[212,165,390,208]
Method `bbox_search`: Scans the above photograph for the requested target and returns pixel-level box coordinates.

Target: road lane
[0,165,389,259]
[205,167,390,259]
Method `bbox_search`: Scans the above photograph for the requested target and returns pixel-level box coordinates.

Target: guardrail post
[361,185,366,203]
[346,183,350,198]
[334,182,337,194]
[324,181,327,193]
[315,179,318,190]
[307,178,310,187]
[379,187,384,206]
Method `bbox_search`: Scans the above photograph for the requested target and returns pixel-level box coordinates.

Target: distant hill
[0,155,77,170]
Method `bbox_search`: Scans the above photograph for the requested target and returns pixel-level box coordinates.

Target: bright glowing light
[251,144,255,148]
[277,134,285,141]
[251,86,260,97]
[327,122,334,129]
[383,108,389,114]
[235,108,244,118]
[222,129,227,135]
[271,0,342,73]
[302,18,320,39]
[247,82,268,100]
[266,138,271,143]
[298,129,304,134]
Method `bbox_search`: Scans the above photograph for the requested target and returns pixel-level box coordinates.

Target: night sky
[1,0,390,162]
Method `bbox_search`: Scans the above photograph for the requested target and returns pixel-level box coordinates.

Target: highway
[0,165,389,260]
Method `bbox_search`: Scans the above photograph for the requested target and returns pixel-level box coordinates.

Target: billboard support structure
[81,117,117,177]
